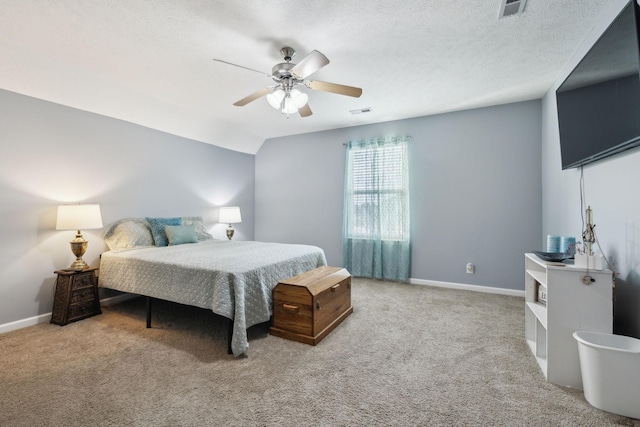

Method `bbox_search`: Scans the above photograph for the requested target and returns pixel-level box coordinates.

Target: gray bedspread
[98,240,327,356]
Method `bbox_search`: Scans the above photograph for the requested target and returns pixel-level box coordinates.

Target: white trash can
[573,331,640,419]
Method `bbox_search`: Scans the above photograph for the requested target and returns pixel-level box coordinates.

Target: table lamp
[219,206,241,240]
[56,204,103,270]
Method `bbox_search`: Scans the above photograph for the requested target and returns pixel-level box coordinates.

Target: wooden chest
[270,266,353,345]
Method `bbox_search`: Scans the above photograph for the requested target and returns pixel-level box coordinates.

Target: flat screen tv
[556,0,640,169]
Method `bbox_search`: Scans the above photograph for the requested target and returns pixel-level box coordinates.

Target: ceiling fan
[213,47,362,118]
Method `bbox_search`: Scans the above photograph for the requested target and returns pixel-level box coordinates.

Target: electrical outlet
[466,263,474,274]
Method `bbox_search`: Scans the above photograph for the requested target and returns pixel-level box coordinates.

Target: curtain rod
[343,136,412,146]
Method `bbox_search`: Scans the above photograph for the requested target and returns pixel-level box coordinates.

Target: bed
[97,217,327,356]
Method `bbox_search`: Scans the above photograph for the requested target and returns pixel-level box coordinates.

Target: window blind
[346,142,409,241]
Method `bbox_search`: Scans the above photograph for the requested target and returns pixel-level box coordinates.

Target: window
[346,142,409,240]
[342,136,410,281]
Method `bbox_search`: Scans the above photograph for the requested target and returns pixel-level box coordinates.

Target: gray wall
[0,89,254,327]
[542,0,640,337]
[255,100,542,291]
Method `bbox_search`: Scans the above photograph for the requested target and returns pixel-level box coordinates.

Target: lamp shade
[219,206,242,224]
[56,204,103,230]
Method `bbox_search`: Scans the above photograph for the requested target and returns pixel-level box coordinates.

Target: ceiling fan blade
[212,58,271,77]
[298,103,313,117]
[308,80,363,98]
[291,50,330,79]
[233,87,273,106]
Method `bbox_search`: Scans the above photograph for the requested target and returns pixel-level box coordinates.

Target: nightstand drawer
[68,301,100,322]
[71,287,95,304]
[71,271,95,290]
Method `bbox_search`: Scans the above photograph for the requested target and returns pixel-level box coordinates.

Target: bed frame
[145,296,234,354]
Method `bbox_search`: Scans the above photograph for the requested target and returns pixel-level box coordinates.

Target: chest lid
[277,266,350,296]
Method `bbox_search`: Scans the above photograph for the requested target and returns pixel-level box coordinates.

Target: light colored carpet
[1,278,638,426]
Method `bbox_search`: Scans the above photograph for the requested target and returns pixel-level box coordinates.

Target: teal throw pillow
[145,217,181,246]
[165,224,198,246]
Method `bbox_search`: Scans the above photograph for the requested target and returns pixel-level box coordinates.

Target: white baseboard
[409,278,525,297]
[0,312,52,334]
[0,293,139,335]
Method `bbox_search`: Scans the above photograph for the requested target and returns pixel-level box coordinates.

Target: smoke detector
[499,0,527,18]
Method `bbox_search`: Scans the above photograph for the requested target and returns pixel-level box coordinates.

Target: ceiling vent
[350,107,372,115]
[499,0,527,18]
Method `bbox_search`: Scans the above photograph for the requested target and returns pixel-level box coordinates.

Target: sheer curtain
[342,136,410,282]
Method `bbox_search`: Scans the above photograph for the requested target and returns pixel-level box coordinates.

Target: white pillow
[181,216,214,241]
[103,218,155,250]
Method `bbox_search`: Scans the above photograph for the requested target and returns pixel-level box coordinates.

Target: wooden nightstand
[51,268,102,326]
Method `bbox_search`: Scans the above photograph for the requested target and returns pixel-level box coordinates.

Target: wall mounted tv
[556,0,640,169]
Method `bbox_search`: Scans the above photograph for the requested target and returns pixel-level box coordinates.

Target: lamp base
[68,236,89,270]
[68,258,89,271]
[226,225,235,240]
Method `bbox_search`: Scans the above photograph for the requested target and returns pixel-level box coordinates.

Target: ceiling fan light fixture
[282,95,298,115]
[291,89,309,108]
[217,47,362,119]
[266,89,285,109]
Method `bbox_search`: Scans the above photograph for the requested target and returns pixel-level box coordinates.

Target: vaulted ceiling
[0,1,611,154]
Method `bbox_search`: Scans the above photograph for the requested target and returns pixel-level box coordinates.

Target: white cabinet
[524,253,613,389]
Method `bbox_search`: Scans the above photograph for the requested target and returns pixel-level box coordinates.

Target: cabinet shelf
[526,301,547,329]
[526,269,546,286]
[526,339,548,374]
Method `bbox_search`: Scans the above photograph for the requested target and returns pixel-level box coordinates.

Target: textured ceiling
[0,0,612,154]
